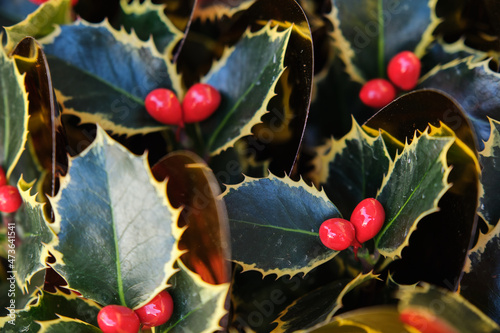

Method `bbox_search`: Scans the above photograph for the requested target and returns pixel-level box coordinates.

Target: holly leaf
[15,179,54,293]
[0,46,29,179]
[398,284,500,333]
[374,129,454,259]
[459,218,500,323]
[0,0,38,27]
[46,126,183,308]
[0,289,101,333]
[151,151,232,285]
[37,317,101,333]
[194,0,255,22]
[419,57,500,147]
[272,272,378,333]
[116,0,183,55]
[310,117,391,217]
[157,260,230,333]
[40,20,182,136]
[326,0,439,82]
[308,306,414,333]
[202,23,292,155]
[3,0,72,53]
[478,118,500,226]
[222,174,342,278]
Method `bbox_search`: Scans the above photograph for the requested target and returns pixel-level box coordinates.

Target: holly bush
[1,0,500,332]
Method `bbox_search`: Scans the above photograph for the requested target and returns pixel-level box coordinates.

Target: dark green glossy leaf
[309,306,413,333]
[37,318,101,333]
[478,118,500,226]
[15,179,54,292]
[157,260,230,333]
[311,117,391,217]
[460,215,500,323]
[327,0,438,82]
[398,284,500,333]
[116,0,183,54]
[273,272,378,333]
[47,127,182,308]
[375,129,454,258]
[0,0,38,27]
[222,174,342,278]
[202,24,291,154]
[151,151,231,285]
[0,46,29,179]
[0,289,101,333]
[419,57,500,147]
[3,0,72,53]
[41,20,182,136]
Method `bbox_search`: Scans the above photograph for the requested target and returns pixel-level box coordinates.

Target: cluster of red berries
[0,167,23,214]
[319,198,385,252]
[359,51,421,109]
[145,83,221,127]
[98,290,174,333]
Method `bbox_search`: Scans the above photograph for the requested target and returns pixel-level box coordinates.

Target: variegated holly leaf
[374,129,454,259]
[419,57,500,147]
[40,20,182,136]
[194,0,255,22]
[37,317,101,333]
[478,118,500,227]
[459,218,500,323]
[46,127,183,308]
[0,46,29,179]
[310,117,391,217]
[157,260,230,333]
[3,0,72,53]
[326,0,439,83]
[398,284,500,333]
[202,23,291,155]
[0,289,101,333]
[0,0,38,27]
[222,174,342,278]
[272,272,378,333]
[308,306,414,333]
[14,179,54,293]
[151,151,232,285]
[115,0,183,54]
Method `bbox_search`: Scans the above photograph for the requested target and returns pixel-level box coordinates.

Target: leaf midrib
[230,218,318,236]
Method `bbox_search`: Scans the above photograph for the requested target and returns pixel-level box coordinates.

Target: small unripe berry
[359,79,396,109]
[387,51,421,90]
[182,83,221,123]
[350,198,385,243]
[319,218,356,251]
[97,305,141,333]
[0,186,23,213]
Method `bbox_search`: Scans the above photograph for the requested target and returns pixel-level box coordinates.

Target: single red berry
[97,305,141,333]
[0,186,23,213]
[387,51,421,90]
[145,88,183,126]
[319,218,356,251]
[135,290,174,327]
[400,308,458,333]
[350,198,385,243]
[182,83,221,123]
[359,79,396,109]
[0,167,7,187]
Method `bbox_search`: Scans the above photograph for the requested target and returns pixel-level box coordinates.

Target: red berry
[182,83,221,123]
[359,79,396,109]
[97,305,141,333]
[145,88,183,126]
[350,198,385,243]
[0,167,6,187]
[387,51,421,90]
[135,290,174,327]
[0,186,23,213]
[400,309,458,333]
[319,218,356,251]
